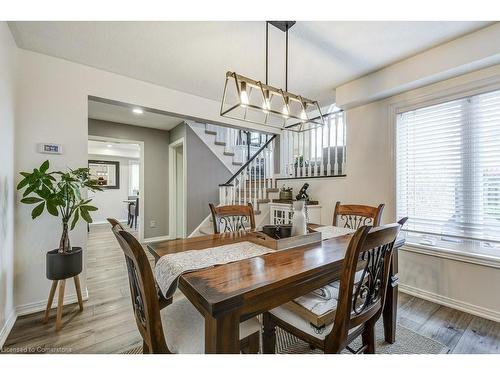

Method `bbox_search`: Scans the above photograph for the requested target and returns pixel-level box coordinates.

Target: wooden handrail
[220,134,276,186]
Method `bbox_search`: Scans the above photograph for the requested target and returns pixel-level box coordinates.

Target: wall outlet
[149,220,157,228]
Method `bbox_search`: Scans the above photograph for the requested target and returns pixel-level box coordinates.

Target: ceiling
[88,99,185,130]
[88,139,140,159]
[9,21,493,105]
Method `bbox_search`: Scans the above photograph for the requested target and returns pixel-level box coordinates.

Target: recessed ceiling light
[107,144,113,148]
[132,108,143,115]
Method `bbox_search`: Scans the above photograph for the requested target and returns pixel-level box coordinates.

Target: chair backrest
[325,220,403,352]
[109,224,169,353]
[209,203,256,234]
[107,218,125,230]
[333,201,384,229]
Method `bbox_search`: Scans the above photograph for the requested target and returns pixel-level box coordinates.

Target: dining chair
[333,201,385,229]
[129,198,139,230]
[106,218,171,310]
[109,223,261,354]
[262,219,405,354]
[209,203,256,234]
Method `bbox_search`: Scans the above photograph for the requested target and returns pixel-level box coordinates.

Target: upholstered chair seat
[269,270,364,340]
[161,296,261,354]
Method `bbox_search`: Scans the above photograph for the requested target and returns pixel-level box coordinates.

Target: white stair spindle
[289,131,294,177]
[342,116,346,174]
[327,117,332,176]
[253,159,257,209]
[319,125,324,176]
[237,177,241,205]
[243,168,247,205]
[270,141,275,188]
[334,114,339,175]
[308,129,312,177]
[301,132,306,178]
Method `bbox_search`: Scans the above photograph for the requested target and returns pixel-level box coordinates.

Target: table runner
[154,241,273,298]
[315,225,355,240]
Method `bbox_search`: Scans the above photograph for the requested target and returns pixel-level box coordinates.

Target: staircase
[189,122,264,174]
[188,123,279,236]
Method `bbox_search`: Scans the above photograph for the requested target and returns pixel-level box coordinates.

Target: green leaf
[31,202,45,219]
[17,178,29,190]
[20,197,44,204]
[46,202,59,216]
[39,160,50,173]
[70,209,80,230]
[80,207,92,224]
[20,172,31,178]
[23,184,37,197]
[81,205,98,211]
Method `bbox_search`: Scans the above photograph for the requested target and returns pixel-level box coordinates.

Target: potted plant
[279,185,293,200]
[17,160,102,280]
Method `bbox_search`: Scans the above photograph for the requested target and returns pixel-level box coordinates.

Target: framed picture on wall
[88,160,120,189]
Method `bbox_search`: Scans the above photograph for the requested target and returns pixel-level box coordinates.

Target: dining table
[147,227,404,354]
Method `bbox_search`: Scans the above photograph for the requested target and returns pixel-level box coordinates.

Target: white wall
[336,23,500,108]
[88,154,136,224]
[14,48,276,315]
[290,63,500,321]
[0,22,17,348]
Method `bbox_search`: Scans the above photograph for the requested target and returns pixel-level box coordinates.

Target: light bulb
[300,109,307,121]
[132,108,143,114]
[282,104,289,117]
[240,82,249,105]
[262,89,270,112]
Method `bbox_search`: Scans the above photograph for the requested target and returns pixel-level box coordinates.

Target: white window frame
[389,74,500,267]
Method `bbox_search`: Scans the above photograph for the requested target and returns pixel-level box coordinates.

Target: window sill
[401,242,500,269]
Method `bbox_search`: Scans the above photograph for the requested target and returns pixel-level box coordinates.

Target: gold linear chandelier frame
[220,72,325,132]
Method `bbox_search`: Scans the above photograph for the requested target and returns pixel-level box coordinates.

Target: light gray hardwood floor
[3,224,500,353]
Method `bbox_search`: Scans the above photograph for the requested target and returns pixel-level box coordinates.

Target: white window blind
[396,89,500,251]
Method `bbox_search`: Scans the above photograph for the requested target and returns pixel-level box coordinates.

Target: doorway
[87,136,145,241]
[169,138,187,238]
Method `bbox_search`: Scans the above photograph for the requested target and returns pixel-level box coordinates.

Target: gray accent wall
[88,119,170,238]
[185,125,232,234]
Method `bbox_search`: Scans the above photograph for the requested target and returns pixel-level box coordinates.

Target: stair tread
[214,141,226,146]
[205,130,217,135]
[223,152,235,156]
[232,162,243,165]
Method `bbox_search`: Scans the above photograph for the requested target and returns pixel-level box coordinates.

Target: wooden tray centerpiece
[248,225,322,251]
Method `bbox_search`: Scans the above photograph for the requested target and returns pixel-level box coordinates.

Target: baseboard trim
[0,310,17,349]
[142,235,171,244]
[90,220,127,226]
[399,283,500,323]
[15,287,89,317]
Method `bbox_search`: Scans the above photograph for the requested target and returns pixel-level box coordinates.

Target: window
[396,89,500,257]
[128,160,140,196]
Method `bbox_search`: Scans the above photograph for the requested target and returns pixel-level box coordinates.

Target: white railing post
[334,114,339,176]
[319,125,324,176]
[327,117,332,176]
[308,129,312,177]
[301,132,306,178]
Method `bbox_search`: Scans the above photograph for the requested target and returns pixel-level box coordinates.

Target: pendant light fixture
[220,21,325,132]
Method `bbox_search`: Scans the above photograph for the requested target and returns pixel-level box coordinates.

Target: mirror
[88,160,120,189]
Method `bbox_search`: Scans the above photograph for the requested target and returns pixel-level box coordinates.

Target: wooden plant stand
[42,275,84,331]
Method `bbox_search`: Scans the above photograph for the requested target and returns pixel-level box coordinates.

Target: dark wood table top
[147,230,405,318]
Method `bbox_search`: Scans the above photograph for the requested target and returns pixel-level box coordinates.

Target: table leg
[383,248,398,343]
[204,311,240,353]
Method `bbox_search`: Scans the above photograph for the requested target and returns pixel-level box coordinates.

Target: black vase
[46,247,83,280]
